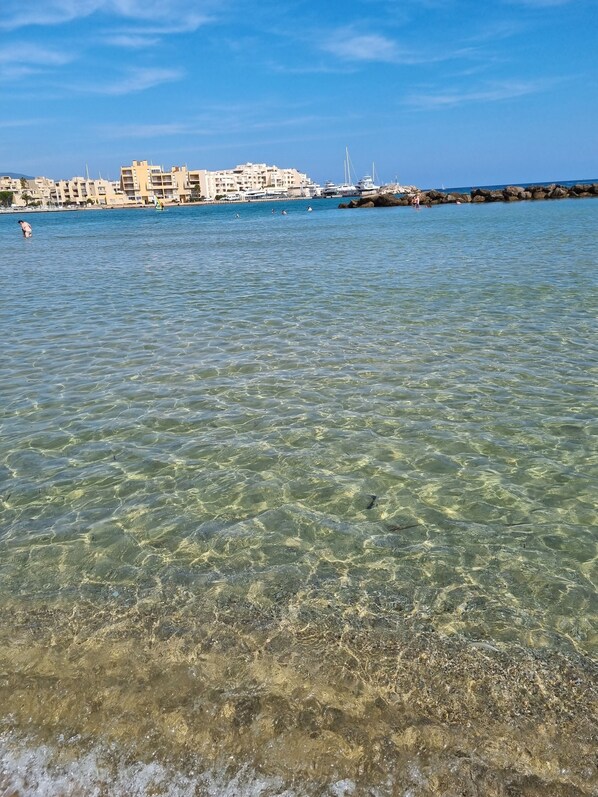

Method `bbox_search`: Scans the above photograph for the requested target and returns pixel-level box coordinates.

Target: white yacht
[322,148,358,197]
[356,175,380,196]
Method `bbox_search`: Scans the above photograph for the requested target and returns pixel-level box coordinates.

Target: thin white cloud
[405,79,552,109]
[322,33,403,63]
[82,66,184,94]
[0,44,75,81]
[0,0,215,31]
[0,118,49,129]
[0,0,101,30]
[109,122,191,137]
[103,33,160,48]
[319,28,474,66]
[101,107,355,140]
[0,44,74,66]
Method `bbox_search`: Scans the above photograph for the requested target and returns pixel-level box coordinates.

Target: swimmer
[307,206,313,212]
[281,210,287,215]
[18,219,32,238]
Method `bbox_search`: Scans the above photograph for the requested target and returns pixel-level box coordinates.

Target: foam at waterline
[0,733,304,797]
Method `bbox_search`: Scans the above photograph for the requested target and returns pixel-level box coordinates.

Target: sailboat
[154,197,164,211]
[322,148,358,197]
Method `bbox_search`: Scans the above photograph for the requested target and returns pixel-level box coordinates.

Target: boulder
[339,182,598,208]
[375,193,403,207]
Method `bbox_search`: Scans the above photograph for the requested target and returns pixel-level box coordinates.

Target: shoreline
[2,178,597,215]
[0,195,317,215]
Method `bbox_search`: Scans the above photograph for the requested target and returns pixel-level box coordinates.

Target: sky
[0,0,597,187]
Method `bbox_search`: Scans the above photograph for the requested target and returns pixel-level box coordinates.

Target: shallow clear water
[0,199,596,795]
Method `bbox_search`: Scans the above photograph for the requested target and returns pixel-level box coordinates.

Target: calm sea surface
[0,198,596,795]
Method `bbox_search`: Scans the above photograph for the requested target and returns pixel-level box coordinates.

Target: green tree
[0,190,14,207]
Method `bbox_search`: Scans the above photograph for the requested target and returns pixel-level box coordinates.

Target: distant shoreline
[0,195,314,215]
[2,178,596,214]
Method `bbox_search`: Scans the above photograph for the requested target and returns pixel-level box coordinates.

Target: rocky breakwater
[339,182,598,208]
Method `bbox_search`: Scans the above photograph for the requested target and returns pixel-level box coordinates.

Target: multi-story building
[200,162,314,199]
[0,176,23,203]
[120,159,316,203]
[51,177,126,207]
[1,159,317,210]
[120,160,190,204]
[0,175,56,207]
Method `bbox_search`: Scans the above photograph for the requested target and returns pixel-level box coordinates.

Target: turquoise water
[0,199,596,795]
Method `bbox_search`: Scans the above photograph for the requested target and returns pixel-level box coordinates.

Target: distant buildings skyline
[0,158,319,208]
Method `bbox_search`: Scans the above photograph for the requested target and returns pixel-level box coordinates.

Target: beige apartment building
[0,175,55,207]
[120,159,316,203]
[120,160,190,204]
[188,162,315,200]
[2,159,316,210]
[0,174,124,207]
[51,177,126,207]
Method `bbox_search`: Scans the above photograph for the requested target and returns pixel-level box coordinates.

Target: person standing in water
[18,220,32,238]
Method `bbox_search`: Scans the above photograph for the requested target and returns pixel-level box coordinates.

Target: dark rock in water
[338,182,598,208]
[376,193,403,207]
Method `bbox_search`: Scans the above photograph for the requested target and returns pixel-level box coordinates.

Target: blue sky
[1,0,596,186]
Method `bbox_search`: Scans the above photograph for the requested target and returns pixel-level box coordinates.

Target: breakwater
[339,182,598,208]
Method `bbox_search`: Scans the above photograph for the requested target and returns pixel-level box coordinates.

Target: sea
[0,193,596,796]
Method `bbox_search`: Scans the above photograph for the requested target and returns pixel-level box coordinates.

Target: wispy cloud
[100,105,357,140]
[102,33,160,48]
[0,0,215,31]
[322,33,404,63]
[405,79,553,109]
[0,0,100,30]
[0,44,74,67]
[319,27,473,66]
[79,66,184,95]
[0,43,75,81]
[0,117,50,129]
[107,122,191,138]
